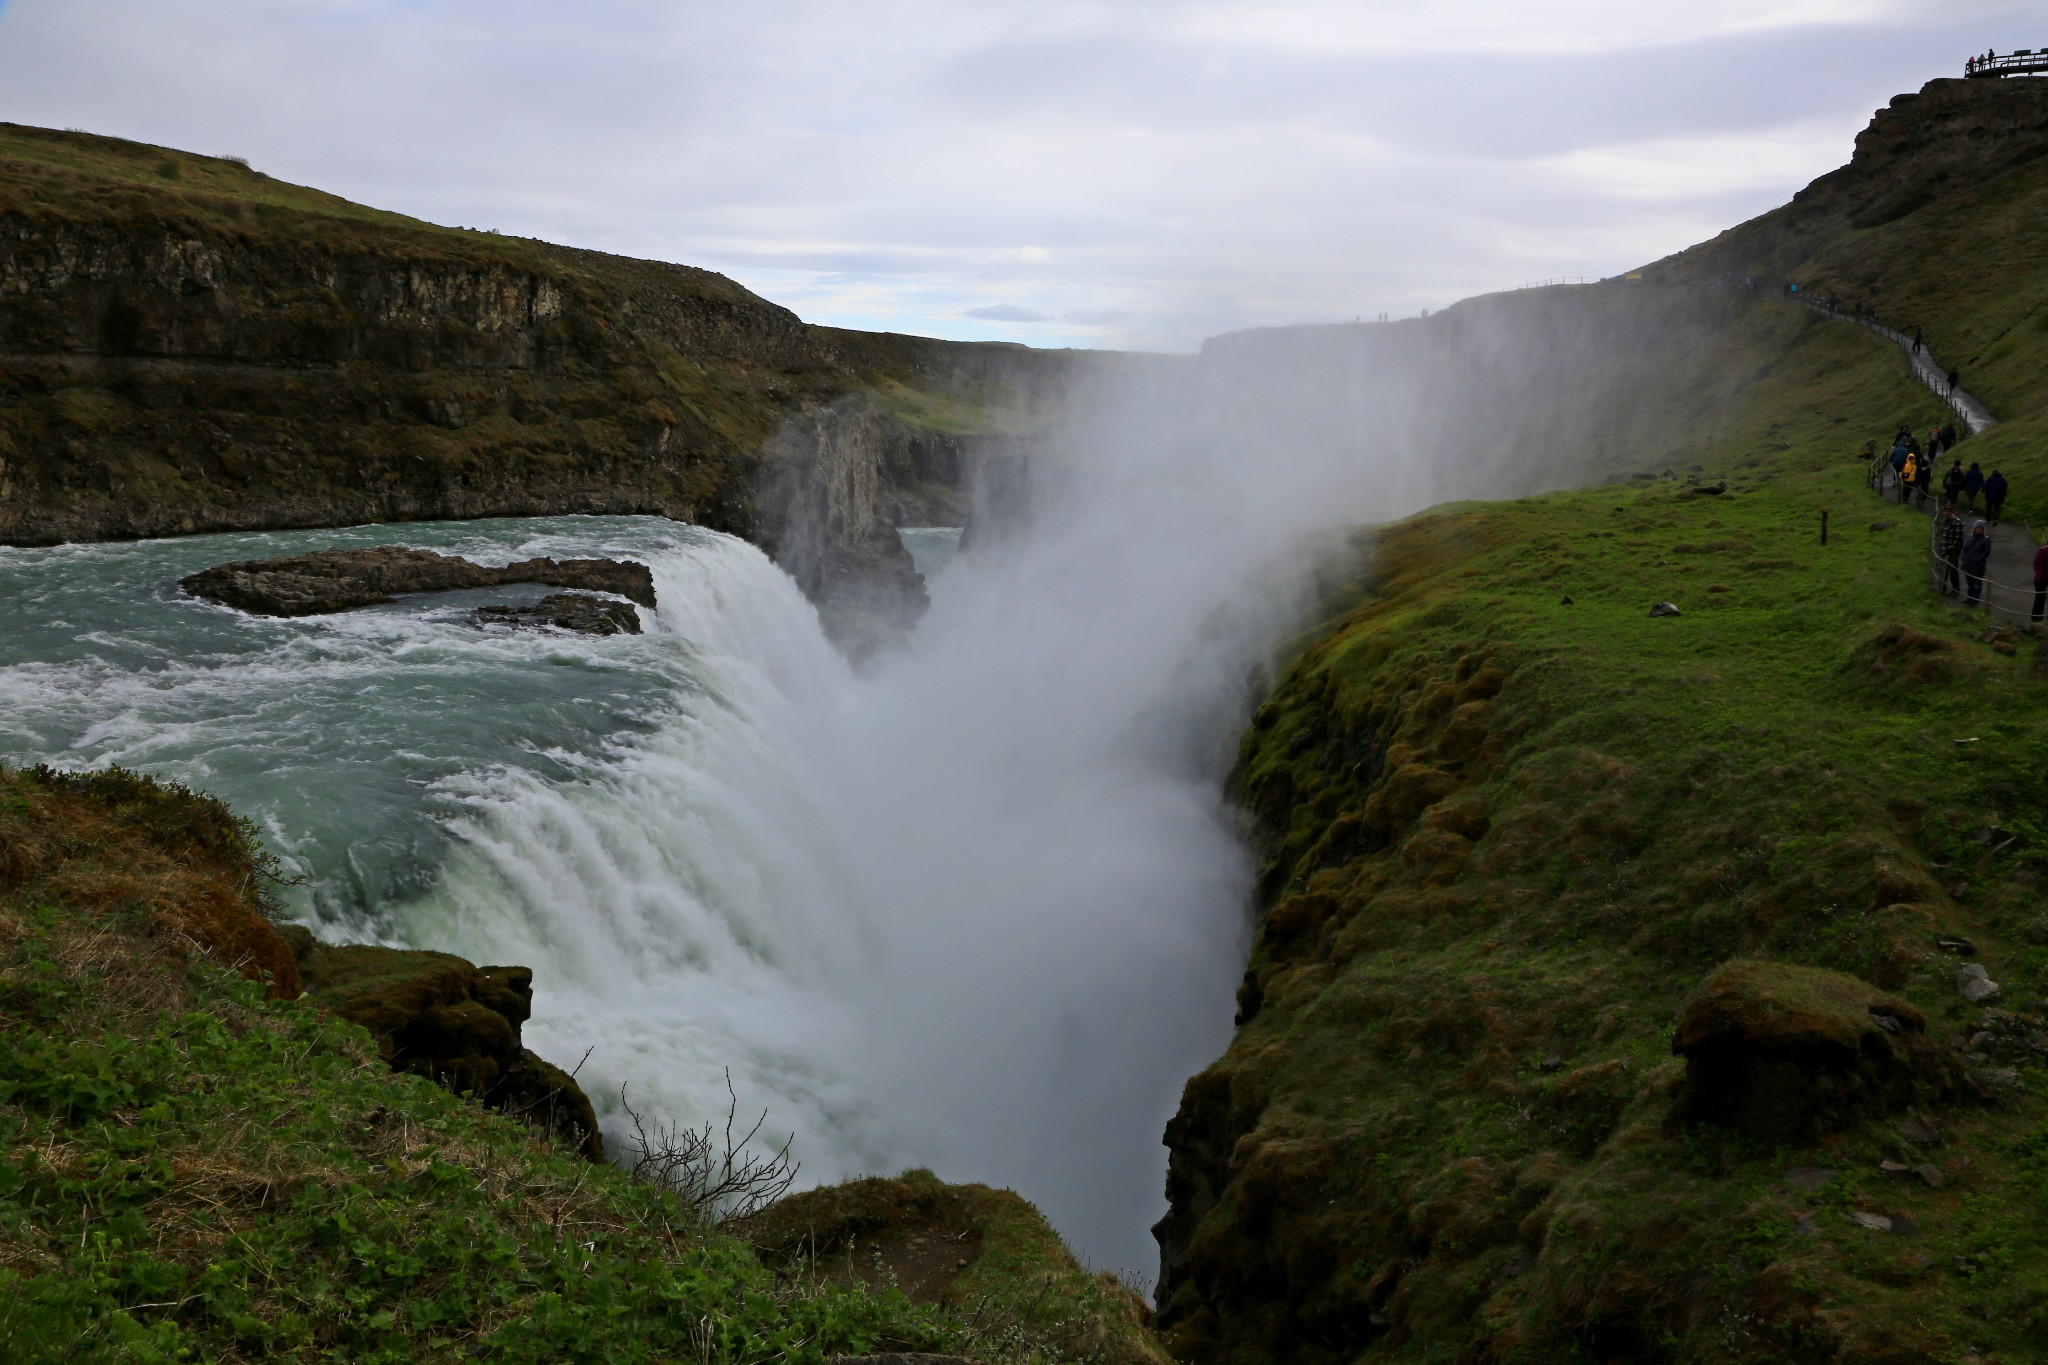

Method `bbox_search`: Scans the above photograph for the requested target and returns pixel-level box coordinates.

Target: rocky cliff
[0,124,1099,651]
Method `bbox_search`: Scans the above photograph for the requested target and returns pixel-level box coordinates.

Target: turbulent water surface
[0,511,1247,1276]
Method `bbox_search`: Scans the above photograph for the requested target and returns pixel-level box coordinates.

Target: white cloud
[0,0,2030,349]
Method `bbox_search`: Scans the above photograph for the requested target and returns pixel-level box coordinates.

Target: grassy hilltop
[1155,76,2048,1364]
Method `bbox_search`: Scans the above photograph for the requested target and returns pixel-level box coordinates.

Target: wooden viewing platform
[1965,49,2048,78]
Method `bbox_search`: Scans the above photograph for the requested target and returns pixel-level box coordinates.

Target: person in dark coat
[1938,504,1966,597]
[1962,520,1992,606]
[1963,462,1985,512]
[1941,422,1957,448]
[2034,542,2048,624]
[1943,461,1967,506]
[1984,469,2009,524]
[1914,455,1934,507]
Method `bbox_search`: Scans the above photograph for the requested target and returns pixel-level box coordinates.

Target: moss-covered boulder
[1672,958,1964,1141]
[280,927,603,1160]
[744,1169,1170,1365]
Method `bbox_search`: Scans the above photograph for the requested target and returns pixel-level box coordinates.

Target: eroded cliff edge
[0,124,1102,653]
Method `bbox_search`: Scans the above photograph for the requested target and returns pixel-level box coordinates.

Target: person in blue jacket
[1963,462,1985,512]
[1984,469,2009,524]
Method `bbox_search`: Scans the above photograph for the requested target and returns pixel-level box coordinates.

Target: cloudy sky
[0,1,2034,349]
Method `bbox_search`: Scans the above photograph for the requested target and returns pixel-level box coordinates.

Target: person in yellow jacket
[1900,451,1917,504]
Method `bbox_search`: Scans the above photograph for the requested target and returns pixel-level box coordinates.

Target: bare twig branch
[618,1071,799,1226]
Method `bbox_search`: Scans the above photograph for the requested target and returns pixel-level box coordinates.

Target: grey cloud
[966,304,1051,321]
[0,0,2031,352]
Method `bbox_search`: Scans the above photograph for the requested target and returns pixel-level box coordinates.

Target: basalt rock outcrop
[179,544,655,617]
[474,592,642,635]
[279,925,603,1161]
[1661,75,2048,274]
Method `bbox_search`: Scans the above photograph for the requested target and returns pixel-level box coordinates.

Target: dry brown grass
[0,765,298,998]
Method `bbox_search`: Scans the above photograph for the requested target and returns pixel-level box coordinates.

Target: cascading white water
[0,347,1452,1278]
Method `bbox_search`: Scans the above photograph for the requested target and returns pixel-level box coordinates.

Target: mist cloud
[0,0,2031,348]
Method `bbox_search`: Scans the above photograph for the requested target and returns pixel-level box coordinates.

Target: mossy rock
[745,1169,1170,1365]
[1671,957,1965,1142]
[281,927,603,1159]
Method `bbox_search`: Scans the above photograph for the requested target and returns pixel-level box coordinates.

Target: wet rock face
[474,592,642,635]
[1671,958,1965,1142]
[278,926,603,1160]
[757,395,930,661]
[180,545,655,617]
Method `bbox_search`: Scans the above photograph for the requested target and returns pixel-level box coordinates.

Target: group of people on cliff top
[1887,423,2005,518]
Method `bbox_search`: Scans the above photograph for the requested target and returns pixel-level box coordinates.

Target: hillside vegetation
[0,764,1167,1365]
[1156,75,2048,1365]
[1657,75,2048,528]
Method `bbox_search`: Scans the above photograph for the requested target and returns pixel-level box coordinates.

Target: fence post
[1821,509,1829,546]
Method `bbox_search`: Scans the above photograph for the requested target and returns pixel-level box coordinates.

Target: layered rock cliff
[0,124,1096,652]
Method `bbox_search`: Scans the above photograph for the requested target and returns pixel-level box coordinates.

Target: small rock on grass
[1650,601,1682,617]
[1897,1114,1942,1144]
[1969,1066,2021,1099]
[1957,962,2002,1003]
[1849,1211,1893,1232]
[1784,1166,1836,1191]
[1915,1164,1947,1188]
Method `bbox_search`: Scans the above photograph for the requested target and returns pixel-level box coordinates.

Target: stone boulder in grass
[1672,958,1964,1142]
[279,927,602,1160]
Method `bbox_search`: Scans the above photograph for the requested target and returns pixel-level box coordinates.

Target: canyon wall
[0,124,1099,650]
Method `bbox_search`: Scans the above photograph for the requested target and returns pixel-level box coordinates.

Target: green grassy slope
[0,764,1166,1364]
[1157,101,2048,1359]
[1654,75,2048,530]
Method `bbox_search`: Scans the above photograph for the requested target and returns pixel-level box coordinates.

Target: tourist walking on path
[1914,456,1933,507]
[1963,521,1993,606]
[1985,469,2009,524]
[1964,462,1985,512]
[1900,451,1918,505]
[1939,504,1966,597]
[1944,460,1967,506]
[1947,368,1960,395]
[2035,543,2048,625]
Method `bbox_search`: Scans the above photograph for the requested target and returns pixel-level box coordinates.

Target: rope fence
[1867,453,2044,625]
